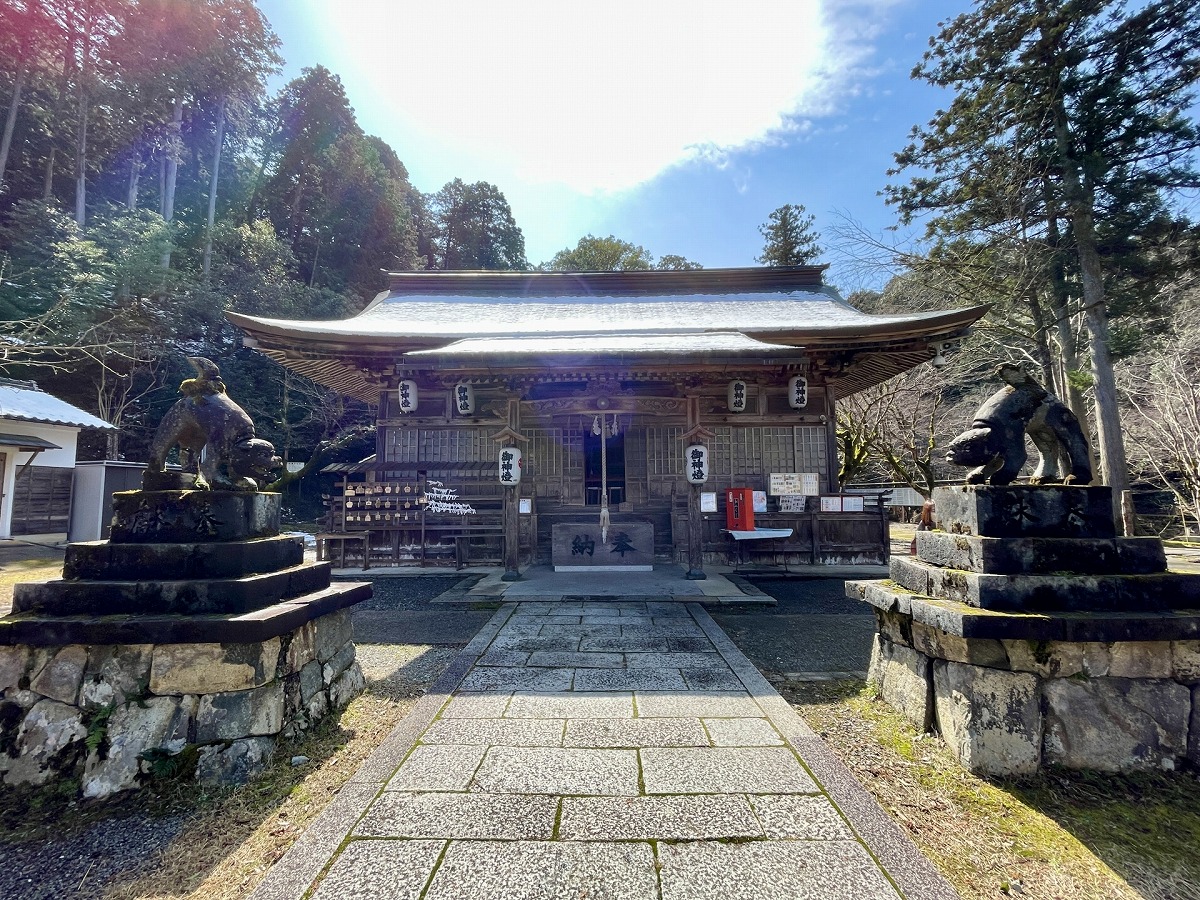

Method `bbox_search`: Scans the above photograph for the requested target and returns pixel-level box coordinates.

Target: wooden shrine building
[229,266,986,576]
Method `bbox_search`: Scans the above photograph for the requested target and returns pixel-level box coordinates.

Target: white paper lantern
[499,447,522,485]
[397,380,418,414]
[788,375,808,409]
[685,444,709,484]
[727,380,748,413]
[454,382,475,415]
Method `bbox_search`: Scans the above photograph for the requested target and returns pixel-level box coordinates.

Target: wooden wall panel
[11,466,72,535]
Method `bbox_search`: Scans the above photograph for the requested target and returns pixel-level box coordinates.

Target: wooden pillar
[686,482,706,580]
[499,391,524,581]
[684,393,707,580]
[502,484,521,581]
[824,384,840,493]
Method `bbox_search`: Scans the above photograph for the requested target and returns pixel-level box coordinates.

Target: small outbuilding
[0,378,114,539]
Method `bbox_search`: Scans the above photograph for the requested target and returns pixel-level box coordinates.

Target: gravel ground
[347,574,494,645]
[711,577,877,677]
[0,813,186,900]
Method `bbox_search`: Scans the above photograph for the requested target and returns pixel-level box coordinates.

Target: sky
[255,0,969,291]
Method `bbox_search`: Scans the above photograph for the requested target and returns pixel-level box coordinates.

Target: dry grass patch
[0,559,62,616]
[781,679,1200,900]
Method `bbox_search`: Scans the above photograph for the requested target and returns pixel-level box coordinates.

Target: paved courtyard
[250,597,958,900]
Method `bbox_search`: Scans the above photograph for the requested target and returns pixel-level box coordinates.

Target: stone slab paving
[250,599,960,900]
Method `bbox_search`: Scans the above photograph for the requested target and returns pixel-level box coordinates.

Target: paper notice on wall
[768,473,821,496]
[842,495,865,512]
[820,495,843,512]
[752,491,767,512]
[779,495,806,512]
[700,492,717,512]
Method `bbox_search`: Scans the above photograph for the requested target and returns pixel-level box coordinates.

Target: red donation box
[725,488,755,531]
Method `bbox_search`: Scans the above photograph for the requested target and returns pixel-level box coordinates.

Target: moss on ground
[784,678,1200,900]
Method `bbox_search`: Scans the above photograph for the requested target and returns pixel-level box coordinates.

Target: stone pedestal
[850,485,1200,775]
[0,490,371,797]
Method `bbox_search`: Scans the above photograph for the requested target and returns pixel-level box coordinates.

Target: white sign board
[842,495,865,512]
[779,495,806,513]
[700,492,718,513]
[820,495,843,512]
[768,473,821,496]
[753,491,767,512]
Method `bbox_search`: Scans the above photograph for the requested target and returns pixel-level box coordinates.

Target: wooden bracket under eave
[491,426,529,443]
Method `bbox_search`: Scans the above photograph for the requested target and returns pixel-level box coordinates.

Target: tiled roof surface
[0,382,113,429]
[235,290,961,340]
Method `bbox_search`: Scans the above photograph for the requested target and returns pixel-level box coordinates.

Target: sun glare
[303,0,836,193]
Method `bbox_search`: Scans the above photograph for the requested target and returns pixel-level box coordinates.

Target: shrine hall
[228,266,986,577]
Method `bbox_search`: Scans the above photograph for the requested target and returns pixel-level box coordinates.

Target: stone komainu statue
[944,364,1092,486]
[144,357,281,492]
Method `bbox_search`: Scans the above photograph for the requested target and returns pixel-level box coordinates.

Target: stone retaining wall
[853,485,1200,775]
[0,608,364,798]
[867,609,1200,774]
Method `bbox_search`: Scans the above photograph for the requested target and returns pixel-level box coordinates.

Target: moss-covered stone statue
[143,357,282,491]
[944,364,1092,486]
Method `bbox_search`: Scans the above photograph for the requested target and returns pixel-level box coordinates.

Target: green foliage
[886,0,1200,352]
[140,744,201,781]
[544,235,653,271]
[756,204,821,267]
[0,200,113,324]
[655,254,703,271]
[541,235,701,271]
[428,178,527,271]
[0,1,528,472]
[84,703,118,757]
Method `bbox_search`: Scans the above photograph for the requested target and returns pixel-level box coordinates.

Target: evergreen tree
[756,204,821,266]
[886,0,1200,528]
[428,178,526,271]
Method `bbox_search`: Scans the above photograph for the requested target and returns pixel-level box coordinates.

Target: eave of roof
[407,331,803,357]
[228,299,987,352]
[0,384,115,430]
[0,433,63,451]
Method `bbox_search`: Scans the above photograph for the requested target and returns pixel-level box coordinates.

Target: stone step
[890,556,1200,613]
[914,531,1166,575]
[932,484,1115,539]
[12,562,332,617]
[0,581,372,647]
[109,489,280,544]
[63,534,304,582]
[847,579,1200,643]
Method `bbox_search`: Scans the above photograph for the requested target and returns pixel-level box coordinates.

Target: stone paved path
[250,599,959,900]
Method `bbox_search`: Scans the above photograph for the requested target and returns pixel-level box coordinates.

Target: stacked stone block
[0,491,369,797]
[849,485,1200,775]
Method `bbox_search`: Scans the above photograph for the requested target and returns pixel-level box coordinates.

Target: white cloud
[304,0,887,193]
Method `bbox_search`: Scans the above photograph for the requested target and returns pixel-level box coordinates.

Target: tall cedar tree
[756,204,822,266]
[429,178,527,271]
[887,0,1200,529]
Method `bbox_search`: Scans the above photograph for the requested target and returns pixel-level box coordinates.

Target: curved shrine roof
[228,267,988,402]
